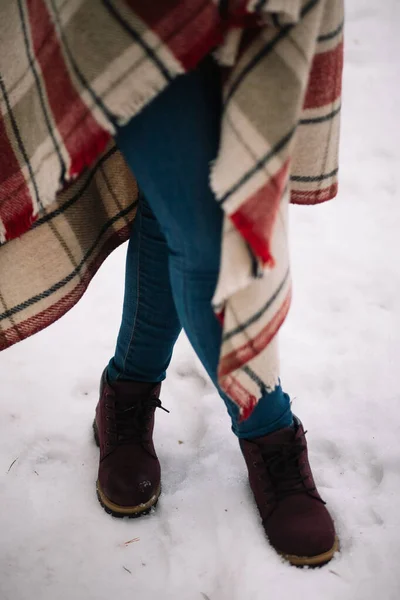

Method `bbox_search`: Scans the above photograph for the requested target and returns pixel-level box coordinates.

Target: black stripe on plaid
[217,126,295,206]
[286,29,309,63]
[299,103,341,125]
[272,13,285,30]
[317,20,344,42]
[99,163,131,229]
[222,267,290,342]
[0,291,23,343]
[47,217,83,282]
[49,0,117,127]
[17,0,66,181]
[219,0,229,19]
[102,0,173,84]
[0,200,137,323]
[254,0,268,11]
[290,167,338,183]
[240,365,277,395]
[224,0,320,106]
[31,146,117,230]
[0,75,42,210]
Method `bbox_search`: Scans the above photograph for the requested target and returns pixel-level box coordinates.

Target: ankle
[235,408,293,439]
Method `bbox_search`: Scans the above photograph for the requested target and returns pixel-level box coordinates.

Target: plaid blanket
[0,143,137,349]
[0,0,343,417]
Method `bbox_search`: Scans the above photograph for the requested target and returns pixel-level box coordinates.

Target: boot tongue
[256,424,296,449]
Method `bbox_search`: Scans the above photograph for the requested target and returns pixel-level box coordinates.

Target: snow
[1,1,400,598]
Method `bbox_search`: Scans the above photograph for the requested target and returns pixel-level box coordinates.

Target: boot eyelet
[252,461,258,467]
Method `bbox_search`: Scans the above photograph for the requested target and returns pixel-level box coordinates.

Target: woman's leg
[107,191,181,384]
[116,58,292,437]
[111,58,337,567]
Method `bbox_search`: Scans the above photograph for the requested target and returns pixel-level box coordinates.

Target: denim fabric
[108,191,182,384]
[109,58,293,438]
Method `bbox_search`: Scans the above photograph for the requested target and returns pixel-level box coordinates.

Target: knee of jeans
[167,224,222,274]
[171,251,220,277]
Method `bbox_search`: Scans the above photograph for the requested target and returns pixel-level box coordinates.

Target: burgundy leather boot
[240,417,338,567]
[94,369,165,517]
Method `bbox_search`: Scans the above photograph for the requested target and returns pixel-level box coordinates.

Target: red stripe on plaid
[0,116,34,241]
[230,160,290,266]
[127,0,223,70]
[215,308,225,325]
[291,182,338,205]
[218,288,291,377]
[221,375,257,420]
[303,41,343,110]
[26,0,109,178]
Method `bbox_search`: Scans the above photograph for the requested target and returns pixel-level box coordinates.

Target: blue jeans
[108,58,293,438]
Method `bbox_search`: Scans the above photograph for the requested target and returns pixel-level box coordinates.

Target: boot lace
[106,396,169,445]
[257,432,321,503]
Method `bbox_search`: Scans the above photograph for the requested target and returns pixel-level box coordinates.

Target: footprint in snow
[10,435,75,475]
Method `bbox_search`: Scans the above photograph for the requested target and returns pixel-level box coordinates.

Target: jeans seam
[175,230,214,384]
[119,202,143,379]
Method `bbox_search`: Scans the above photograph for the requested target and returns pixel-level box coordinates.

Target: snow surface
[1,2,400,599]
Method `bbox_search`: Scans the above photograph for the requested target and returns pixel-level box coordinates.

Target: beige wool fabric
[0,144,137,349]
[211,1,343,415]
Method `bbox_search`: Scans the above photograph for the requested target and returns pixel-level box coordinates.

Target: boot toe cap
[267,500,337,559]
[99,457,161,510]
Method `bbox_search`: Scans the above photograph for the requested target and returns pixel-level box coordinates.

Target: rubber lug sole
[280,536,340,568]
[96,480,161,519]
